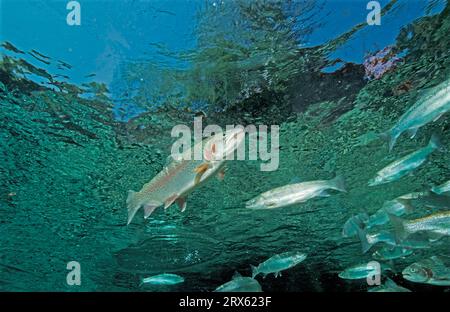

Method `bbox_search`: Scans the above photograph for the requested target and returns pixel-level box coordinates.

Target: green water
[1,2,450,292]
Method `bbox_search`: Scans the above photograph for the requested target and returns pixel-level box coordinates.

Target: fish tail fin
[387,213,409,242]
[330,175,346,193]
[428,133,445,152]
[355,225,373,254]
[379,130,398,152]
[250,265,258,279]
[126,190,141,225]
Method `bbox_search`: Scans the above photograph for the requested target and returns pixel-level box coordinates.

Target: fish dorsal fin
[232,271,242,279]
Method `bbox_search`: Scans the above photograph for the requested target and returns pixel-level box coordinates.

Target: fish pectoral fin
[164,194,179,209]
[143,203,160,219]
[176,197,187,212]
[194,163,210,185]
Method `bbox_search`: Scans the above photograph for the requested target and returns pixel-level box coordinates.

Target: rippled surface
[1,0,450,291]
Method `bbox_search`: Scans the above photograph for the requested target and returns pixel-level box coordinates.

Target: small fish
[372,246,413,261]
[368,278,411,292]
[214,272,262,292]
[250,251,307,278]
[356,227,397,253]
[402,256,450,286]
[246,176,346,210]
[127,128,245,224]
[389,211,450,241]
[367,191,441,228]
[339,262,392,280]
[432,180,450,195]
[141,273,184,285]
[368,134,442,186]
[381,78,450,151]
[342,213,369,237]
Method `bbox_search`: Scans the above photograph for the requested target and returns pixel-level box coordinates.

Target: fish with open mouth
[126,127,245,224]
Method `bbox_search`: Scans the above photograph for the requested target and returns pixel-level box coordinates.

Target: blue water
[1,0,450,292]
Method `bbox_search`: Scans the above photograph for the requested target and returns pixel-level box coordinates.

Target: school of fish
[128,78,450,291]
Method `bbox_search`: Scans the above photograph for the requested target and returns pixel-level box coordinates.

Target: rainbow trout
[126,128,245,224]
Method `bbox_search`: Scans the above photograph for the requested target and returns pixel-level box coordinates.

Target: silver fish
[382,79,450,151]
[339,262,392,280]
[141,273,184,285]
[389,211,450,241]
[368,134,442,186]
[246,176,346,210]
[214,272,262,292]
[126,128,245,224]
[432,180,450,195]
[368,278,411,292]
[250,251,307,278]
[403,256,450,286]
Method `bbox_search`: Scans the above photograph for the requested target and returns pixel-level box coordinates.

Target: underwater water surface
[1,0,450,292]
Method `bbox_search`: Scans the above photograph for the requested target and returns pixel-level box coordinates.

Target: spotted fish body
[383,79,450,151]
[250,251,307,278]
[126,128,245,224]
[389,211,450,241]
